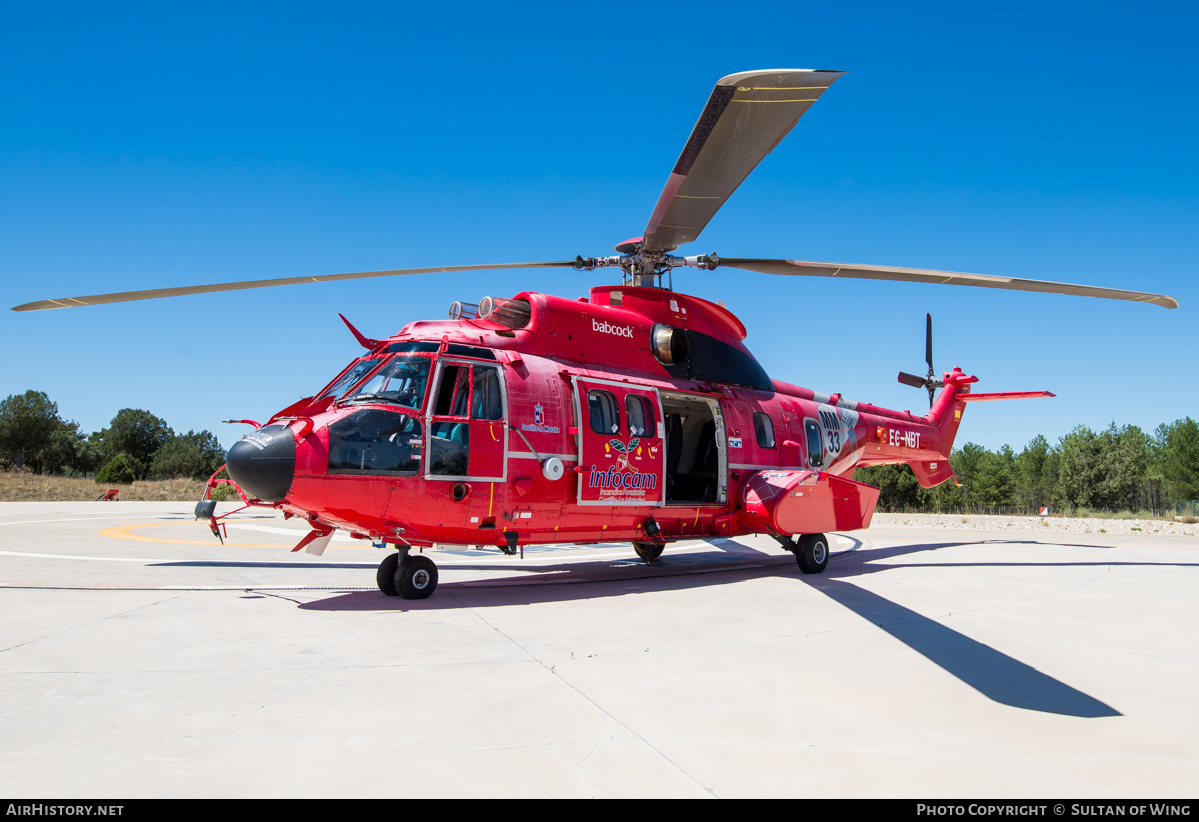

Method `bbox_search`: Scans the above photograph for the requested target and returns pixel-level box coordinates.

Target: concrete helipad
[1,501,1196,797]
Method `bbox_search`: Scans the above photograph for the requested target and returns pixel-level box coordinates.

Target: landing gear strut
[775,532,830,575]
[376,548,439,599]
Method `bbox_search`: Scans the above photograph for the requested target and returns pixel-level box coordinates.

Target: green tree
[927,466,965,511]
[854,463,925,511]
[95,453,137,484]
[1015,434,1056,511]
[92,409,173,477]
[40,423,102,476]
[1095,423,1150,511]
[1156,417,1199,502]
[0,390,64,471]
[972,444,1016,509]
[1056,425,1101,509]
[951,442,989,508]
[150,430,225,479]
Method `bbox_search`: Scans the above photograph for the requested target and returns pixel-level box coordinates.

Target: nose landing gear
[376,548,439,599]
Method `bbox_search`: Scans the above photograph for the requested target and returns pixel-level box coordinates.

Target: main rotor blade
[642,69,846,253]
[11,261,579,311]
[715,259,1179,309]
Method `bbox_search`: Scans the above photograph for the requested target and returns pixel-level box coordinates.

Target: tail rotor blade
[926,313,936,408]
[925,313,934,373]
[898,372,928,389]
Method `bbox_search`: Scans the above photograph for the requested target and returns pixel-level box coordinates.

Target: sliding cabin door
[573,377,664,507]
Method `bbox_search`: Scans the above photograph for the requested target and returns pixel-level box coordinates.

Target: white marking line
[0,515,204,527]
[0,550,354,565]
[0,545,787,566]
[433,543,791,563]
[224,524,355,542]
[156,585,357,591]
[437,549,658,563]
[0,550,170,563]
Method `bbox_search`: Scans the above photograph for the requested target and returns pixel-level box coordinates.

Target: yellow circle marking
[100,522,281,548]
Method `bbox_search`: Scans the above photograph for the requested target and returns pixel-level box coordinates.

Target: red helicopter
[15,69,1177,599]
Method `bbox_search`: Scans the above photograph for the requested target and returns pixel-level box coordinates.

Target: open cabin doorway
[660,392,727,505]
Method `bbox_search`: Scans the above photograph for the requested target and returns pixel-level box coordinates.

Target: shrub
[209,483,239,501]
[95,453,137,485]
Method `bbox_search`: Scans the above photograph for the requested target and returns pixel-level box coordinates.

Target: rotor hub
[572,246,720,291]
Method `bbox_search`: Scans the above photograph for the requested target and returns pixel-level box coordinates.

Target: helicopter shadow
[294,534,1199,717]
[793,535,1199,717]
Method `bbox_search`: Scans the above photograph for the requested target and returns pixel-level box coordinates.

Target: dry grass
[0,471,207,502]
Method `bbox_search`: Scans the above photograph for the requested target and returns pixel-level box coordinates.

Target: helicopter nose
[225,425,295,503]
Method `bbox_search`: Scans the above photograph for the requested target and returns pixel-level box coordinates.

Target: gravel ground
[871,512,1199,537]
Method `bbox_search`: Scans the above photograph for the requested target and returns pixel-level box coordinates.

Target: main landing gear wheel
[633,541,664,564]
[395,554,438,599]
[794,533,830,575]
[377,553,399,596]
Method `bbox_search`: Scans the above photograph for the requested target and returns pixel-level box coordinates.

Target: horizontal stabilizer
[960,391,1055,402]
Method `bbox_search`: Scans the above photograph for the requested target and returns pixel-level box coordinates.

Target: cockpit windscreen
[340,356,431,411]
[318,357,382,401]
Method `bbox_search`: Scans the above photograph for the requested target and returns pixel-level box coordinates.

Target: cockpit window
[471,366,503,421]
[318,357,382,400]
[328,410,422,475]
[433,365,471,417]
[340,356,431,411]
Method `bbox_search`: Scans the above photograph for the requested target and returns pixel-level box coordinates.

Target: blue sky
[2,1,1196,453]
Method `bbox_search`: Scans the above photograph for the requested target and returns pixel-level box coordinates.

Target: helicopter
[13,69,1177,600]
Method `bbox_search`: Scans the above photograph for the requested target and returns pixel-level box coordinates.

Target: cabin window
[626,395,654,437]
[340,356,430,411]
[754,412,776,448]
[805,420,824,467]
[588,390,620,435]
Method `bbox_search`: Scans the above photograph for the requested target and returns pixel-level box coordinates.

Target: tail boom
[850,370,1054,489]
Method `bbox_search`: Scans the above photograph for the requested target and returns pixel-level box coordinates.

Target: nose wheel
[632,541,665,564]
[775,532,830,575]
[376,550,439,599]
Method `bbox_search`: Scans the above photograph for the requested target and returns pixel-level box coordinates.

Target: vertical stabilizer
[910,367,978,488]
[911,371,1055,489]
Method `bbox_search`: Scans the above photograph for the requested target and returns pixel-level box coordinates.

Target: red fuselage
[227,286,983,549]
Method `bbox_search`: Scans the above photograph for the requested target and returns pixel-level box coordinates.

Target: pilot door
[573,377,664,506]
[425,360,507,481]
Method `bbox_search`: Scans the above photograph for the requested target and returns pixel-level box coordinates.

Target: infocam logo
[592,319,634,338]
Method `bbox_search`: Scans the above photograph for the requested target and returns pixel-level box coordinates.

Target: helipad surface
[1,501,1196,797]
